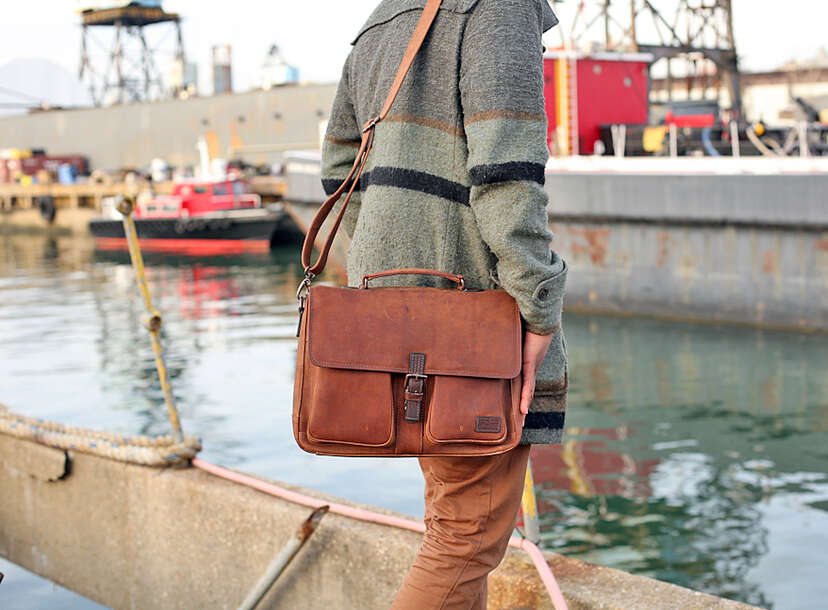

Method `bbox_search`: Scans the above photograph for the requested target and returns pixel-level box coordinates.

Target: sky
[0,0,826,105]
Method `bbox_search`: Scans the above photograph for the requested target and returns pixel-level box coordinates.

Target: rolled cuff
[520,253,567,335]
[525,321,560,335]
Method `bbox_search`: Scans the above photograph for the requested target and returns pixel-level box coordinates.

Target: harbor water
[1,234,826,609]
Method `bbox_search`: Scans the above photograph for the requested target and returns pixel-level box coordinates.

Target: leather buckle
[405,353,426,423]
[404,372,427,422]
[404,373,426,397]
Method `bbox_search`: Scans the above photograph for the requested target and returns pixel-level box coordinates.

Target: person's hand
[519,330,555,428]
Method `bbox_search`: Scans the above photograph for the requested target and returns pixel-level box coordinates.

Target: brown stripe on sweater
[464,109,545,125]
[534,372,567,397]
[383,113,464,138]
[530,395,567,414]
[325,134,361,148]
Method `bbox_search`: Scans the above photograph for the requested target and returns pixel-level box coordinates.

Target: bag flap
[307,285,521,379]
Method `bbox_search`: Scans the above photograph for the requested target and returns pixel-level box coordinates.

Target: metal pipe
[611,124,627,158]
[669,123,678,157]
[118,196,184,442]
[701,126,721,157]
[619,124,627,157]
[237,506,329,610]
[799,122,810,158]
[730,121,740,157]
[746,125,778,157]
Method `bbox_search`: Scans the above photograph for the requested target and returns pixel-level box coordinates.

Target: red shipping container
[544,51,652,155]
[19,155,88,176]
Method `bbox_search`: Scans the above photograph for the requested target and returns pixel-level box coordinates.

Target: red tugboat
[90,178,287,253]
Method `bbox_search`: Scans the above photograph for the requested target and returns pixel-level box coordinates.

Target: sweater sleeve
[459,0,567,335]
[320,53,362,239]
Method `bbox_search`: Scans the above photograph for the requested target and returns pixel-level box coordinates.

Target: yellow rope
[0,404,200,466]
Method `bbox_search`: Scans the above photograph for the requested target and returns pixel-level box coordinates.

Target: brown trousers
[391,445,531,610]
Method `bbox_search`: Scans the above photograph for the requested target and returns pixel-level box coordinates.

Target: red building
[544,51,652,155]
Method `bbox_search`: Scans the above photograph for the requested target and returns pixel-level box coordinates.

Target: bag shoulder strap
[300,0,443,276]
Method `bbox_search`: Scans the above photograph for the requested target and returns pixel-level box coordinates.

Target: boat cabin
[137,179,261,218]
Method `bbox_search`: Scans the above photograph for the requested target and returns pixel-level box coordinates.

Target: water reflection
[532,316,827,608]
[1,234,827,610]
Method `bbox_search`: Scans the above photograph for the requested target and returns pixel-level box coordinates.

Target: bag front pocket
[425,375,509,445]
[307,368,395,447]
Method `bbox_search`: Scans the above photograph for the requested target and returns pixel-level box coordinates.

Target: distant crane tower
[554,0,741,115]
[78,1,185,106]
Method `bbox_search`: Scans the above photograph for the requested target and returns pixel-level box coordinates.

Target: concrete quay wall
[551,220,825,330]
[543,169,826,331]
[0,84,338,171]
[544,157,828,228]
[0,434,758,609]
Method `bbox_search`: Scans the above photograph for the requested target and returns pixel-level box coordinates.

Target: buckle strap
[404,352,427,423]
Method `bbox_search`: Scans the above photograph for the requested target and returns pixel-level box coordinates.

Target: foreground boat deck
[0,433,760,609]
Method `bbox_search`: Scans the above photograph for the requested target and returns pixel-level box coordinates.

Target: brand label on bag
[475,416,502,434]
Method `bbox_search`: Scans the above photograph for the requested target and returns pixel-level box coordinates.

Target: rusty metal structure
[78,3,185,106]
[553,0,742,114]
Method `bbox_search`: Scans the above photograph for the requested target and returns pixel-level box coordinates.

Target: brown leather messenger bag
[292,0,523,457]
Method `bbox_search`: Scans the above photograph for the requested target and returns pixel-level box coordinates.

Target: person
[321,0,568,607]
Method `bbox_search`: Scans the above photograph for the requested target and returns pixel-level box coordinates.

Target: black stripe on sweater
[323,167,470,205]
[322,178,349,196]
[322,175,369,197]
[469,161,546,187]
[523,411,565,430]
[324,161,544,198]
[366,167,470,205]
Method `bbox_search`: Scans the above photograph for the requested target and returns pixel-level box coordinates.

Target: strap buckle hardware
[295,272,315,302]
[404,372,427,423]
[361,116,380,134]
[404,373,427,397]
[295,271,315,337]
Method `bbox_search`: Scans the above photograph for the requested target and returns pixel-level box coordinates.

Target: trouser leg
[470,578,487,610]
[391,444,531,610]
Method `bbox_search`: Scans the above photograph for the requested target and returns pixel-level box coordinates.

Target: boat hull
[89,209,285,253]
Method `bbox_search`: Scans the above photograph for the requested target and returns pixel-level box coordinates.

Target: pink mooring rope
[191,458,569,610]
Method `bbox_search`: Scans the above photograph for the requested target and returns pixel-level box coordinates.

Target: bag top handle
[300,0,444,277]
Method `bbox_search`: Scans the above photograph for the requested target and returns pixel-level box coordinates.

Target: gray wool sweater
[321,0,568,444]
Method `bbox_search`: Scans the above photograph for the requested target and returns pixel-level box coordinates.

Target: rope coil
[0,404,200,466]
